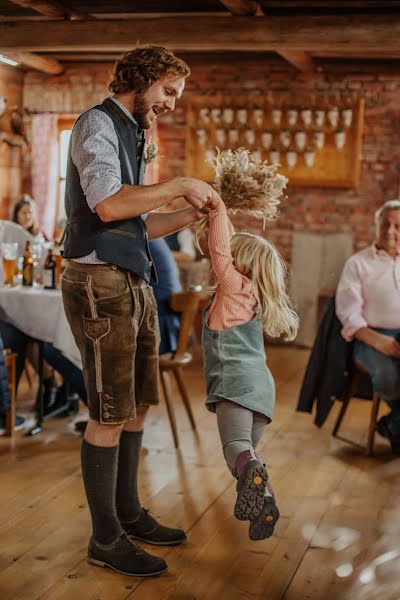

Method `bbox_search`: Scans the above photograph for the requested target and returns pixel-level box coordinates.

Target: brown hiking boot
[234,457,268,521]
[249,494,280,541]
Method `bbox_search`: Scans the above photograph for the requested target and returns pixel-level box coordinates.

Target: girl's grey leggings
[215,399,269,474]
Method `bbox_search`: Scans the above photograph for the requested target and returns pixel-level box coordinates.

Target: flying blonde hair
[230,232,299,341]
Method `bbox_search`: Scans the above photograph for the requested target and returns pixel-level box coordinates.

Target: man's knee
[84,418,125,447]
[371,361,400,400]
[123,405,150,432]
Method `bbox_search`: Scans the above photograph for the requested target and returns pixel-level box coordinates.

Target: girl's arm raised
[208,200,244,293]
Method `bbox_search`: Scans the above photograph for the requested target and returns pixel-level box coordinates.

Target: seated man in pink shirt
[336,199,400,454]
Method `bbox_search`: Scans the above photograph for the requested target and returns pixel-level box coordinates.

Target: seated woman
[0,320,87,415]
[9,195,60,405]
[12,194,46,243]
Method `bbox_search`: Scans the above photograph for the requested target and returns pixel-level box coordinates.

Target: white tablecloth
[0,286,81,368]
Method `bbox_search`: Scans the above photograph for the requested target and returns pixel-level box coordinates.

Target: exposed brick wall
[24,59,400,262]
[0,63,24,218]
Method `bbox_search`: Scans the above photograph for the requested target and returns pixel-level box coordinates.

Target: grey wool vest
[62,98,156,283]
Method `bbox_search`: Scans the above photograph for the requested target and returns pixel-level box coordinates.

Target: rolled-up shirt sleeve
[336,257,368,341]
[71,109,123,212]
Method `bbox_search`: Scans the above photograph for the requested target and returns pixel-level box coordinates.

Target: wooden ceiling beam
[259,0,399,9]
[258,6,315,71]
[1,50,64,73]
[7,0,90,21]
[217,0,258,16]
[0,14,398,53]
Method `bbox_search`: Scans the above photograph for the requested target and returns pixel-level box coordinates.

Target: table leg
[25,340,44,436]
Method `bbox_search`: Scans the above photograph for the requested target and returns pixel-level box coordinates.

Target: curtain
[31,114,58,240]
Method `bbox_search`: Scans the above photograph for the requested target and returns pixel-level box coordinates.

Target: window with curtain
[55,117,75,240]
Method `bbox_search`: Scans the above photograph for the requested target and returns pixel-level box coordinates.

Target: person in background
[336,199,400,454]
[164,199,197,261]
[0,319,87,415]
[164,228,196,260]
[10,195,58,404]
[12,195,46,243]
[149,238,182,354]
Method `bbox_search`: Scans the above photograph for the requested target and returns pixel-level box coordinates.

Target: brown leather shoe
[121,508,187,546]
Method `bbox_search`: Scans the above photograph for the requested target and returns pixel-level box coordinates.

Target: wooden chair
[159,289,203,448]
[4,350,17,437]
[332,359,381,456]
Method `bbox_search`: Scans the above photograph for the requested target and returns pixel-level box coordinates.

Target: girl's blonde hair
[230,232,299,341]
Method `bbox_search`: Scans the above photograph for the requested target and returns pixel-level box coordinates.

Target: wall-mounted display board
[186,95,364,188]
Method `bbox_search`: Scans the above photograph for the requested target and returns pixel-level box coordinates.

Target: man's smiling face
[133,76,185,129]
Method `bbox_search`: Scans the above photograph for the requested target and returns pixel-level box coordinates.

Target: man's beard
[133,91,151,129]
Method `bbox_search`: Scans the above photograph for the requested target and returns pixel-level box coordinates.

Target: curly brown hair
[108,46,190,94]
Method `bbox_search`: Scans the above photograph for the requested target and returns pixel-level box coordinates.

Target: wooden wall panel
[0,63,24,219]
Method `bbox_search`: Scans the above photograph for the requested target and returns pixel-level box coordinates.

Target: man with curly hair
[61,46,218,577]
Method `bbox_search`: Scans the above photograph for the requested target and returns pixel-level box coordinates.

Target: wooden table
[0,285,80,434]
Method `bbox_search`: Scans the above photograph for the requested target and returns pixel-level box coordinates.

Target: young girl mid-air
[202,193,298,541]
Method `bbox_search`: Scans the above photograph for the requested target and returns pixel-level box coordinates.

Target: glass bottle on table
[22,241,34,286]
[43,247,56,290]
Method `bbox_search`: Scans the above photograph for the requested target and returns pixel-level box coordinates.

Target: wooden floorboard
[0,346,399,600]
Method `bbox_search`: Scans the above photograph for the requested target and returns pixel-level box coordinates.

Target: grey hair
[375,199,400,225]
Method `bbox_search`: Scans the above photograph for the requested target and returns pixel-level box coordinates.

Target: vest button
[103,393,110,401]
[137,156,141,162]
[103,411,110,419]
[149,261,153,267]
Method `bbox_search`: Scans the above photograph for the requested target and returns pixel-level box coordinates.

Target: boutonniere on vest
[143,138,158,164]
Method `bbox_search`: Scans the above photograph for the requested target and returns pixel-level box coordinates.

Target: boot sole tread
[234,464,268,521]
[249,499,280,540]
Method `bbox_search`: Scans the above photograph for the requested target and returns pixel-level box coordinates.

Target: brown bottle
[22,241,34,286]
[44,248,56,289]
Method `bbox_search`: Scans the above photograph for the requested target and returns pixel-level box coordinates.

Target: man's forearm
[95,180,184,222]
[146,208,198,239]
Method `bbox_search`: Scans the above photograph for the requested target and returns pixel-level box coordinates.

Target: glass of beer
[1,242,18,286]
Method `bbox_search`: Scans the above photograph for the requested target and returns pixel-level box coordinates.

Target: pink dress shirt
[207,203,257,330]
[336,244,400,341]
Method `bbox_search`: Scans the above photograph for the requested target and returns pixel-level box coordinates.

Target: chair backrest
[169,289,203,358]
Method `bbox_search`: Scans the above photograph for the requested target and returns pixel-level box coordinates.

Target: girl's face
[17,203,34,230]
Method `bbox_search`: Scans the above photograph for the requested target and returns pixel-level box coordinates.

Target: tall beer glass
[1,242,18,286]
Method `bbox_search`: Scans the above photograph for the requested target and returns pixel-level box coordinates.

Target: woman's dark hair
[108,45,190,95]
[12,194,40,236]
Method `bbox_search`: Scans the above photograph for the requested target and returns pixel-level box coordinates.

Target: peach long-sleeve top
[207,203,257,330]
